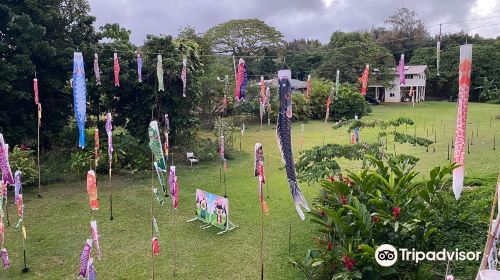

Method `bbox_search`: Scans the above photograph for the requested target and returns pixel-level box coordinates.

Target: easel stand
[186,217,238,234]
[187,217,238,235]
[217,220,238,235]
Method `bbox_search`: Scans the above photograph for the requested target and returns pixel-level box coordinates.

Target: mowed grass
[2,101,500,279]
[318,101,500,178]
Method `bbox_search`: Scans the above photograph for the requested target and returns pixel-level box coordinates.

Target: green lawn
[2,101,500,279]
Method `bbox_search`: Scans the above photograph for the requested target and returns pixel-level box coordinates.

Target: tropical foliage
[293,156,458,279]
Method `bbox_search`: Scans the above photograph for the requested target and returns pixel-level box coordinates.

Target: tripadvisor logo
[375,244,481,267]
[375,244,398,267]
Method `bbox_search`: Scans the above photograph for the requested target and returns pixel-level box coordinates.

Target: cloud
[88,0,500,45]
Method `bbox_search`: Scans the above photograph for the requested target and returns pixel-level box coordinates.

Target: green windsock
[149,121,167,193]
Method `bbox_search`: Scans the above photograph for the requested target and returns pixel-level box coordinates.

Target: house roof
[396,65,429,75]
[258,78,307,89]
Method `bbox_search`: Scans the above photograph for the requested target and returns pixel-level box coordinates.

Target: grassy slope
[2,101,500,279]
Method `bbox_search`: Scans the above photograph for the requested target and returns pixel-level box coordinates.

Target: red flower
[343,255,356,271]
[341,195,347,205]
[393,207,401,219]
[371,215,379,223]
[327,241,332,251]
[320,211,325,218]
[327,175,336,182]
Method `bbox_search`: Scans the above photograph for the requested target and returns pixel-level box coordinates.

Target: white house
[370,65,429,103]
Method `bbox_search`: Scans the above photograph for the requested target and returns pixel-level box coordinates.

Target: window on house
[405,74,413,79]
[390,93,395,97]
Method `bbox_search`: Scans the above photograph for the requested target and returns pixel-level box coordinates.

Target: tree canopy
[1,2,500,150]
[203,19,285,56]
[317,32,395,87]
[0,0,97,145]
[411,42,500,101]
[374,7,429,61]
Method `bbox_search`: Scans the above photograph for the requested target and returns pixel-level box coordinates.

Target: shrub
[308,78,333,119]
[231,84,261,116]
[107,132,150,173]
[41,150,70,185]
[308,79,372,121]
[213,118,237,150]
[69,149,93,176]
[9,146,37,187]
[331,84,372,121]
[66,131,150,175]
[292,93,313,121]
[293,155,457,279]
[187,138,217,161]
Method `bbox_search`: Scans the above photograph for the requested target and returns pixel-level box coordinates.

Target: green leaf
[423,227,437,241]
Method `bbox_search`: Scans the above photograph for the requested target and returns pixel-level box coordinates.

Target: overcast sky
[88,0,500,45]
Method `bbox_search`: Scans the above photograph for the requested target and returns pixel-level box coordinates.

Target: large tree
[286,38,324,81]
[98,23,132,43]
[0,0,98,146]
[287,38,322,51]
[203,19,285,56]
[373,7,429,62]
[90,28,206,143]
[316,32,395,87]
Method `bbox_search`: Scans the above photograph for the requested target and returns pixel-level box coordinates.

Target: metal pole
[109,161,113,220]
[288,220,292,255]
[447,143,450,161]
[151,154,155,280]
[224,161,227,198]
[37,106,42,198]
[173,209,177,277]
[150,111,155,280]
[266,111,270,198]
[260,208,264,280]
[21,227,29,273]
[5,197,9,227]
